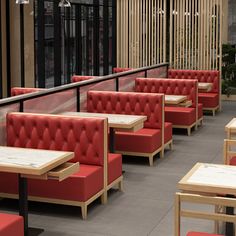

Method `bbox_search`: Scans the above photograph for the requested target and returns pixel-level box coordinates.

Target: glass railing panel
[146,66,168,78]
[119,72,145,92]
[79,79,116,111]
[23,89,77,114]
[0,103,20,146]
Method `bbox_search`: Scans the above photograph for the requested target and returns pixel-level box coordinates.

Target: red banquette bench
[11,87,44,96]
[0,113,122,220]
[113,68,133,73]
[168,69,220,116]
[0,213,23,236]
[135,78,201,136]
[87,91,172,166]
[71,76,96,83]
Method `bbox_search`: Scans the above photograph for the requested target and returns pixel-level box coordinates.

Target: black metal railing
[0,63,169,108]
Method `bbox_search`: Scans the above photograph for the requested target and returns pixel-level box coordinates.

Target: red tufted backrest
[7,113,107,166]
[135,78,198,108]
[11,87,44,96]
[87,91,163,129]
[71,76,95,83]
[113,68,133,73]
[168,69,219,93]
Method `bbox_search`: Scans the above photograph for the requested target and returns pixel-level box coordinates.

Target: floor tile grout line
[147,204,174,236]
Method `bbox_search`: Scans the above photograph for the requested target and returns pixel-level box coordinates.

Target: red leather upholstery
[168,69,220,93]
[7,113,105,166]
[5,113,122,205]
[115,128,162,153]
[165,107,196,126]
[135,78,198,127]
[71,76,95,83]
[135,78,198,108]
[87,90,165,155]
[0,165,103,202]
[168,69,220,109]
[113,68,133,73]
[87,91,163,129]
[229,156,236,165]
[0,213,24,236]
[3,113,109,203]
[198,93,219,108]
[187,232,222,236]
[108,153,122,184]
[198,103,203,119]
[11,87,44,96]
[164,122,172,144]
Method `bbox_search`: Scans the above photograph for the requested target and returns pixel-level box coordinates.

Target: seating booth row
[113,67,220,116]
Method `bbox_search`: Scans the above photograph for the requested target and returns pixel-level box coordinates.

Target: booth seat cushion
[113,68,132,73]
[165,107,196,126]
[164,122,172,144]
[0,164,104,202]
[187,232,223,236]
[0,213,24,236]
[198,103,203,119]
[115,128,162,153]
[108,153,122,185]
[11,87,44,96]
[198,93,219,108]
[71,76,94,83]
[229,156,236,165]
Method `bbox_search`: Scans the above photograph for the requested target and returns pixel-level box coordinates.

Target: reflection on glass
[16,0,29,4]
[58,0,71,7]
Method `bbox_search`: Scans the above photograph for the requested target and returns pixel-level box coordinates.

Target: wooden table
[62,112,147,152]
[198,82,213,92]
[178,162,236,235]
[225,118,236,139]
[165,95,192,107]
[0,146,77,236]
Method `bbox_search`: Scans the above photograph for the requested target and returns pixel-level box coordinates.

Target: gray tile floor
[1,101,235,236]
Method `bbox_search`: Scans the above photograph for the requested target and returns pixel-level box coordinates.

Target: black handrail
[0,63,169,107]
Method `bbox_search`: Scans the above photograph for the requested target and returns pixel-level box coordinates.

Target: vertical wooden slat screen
[169,0,222,71]
[117,0,167,68]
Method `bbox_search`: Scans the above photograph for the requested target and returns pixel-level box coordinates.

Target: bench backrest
[113,68,133,73]
[87,91,164,130]
[71,76,95,83]
[135,78,198,108]
[168,69,219,93]
[11,87,44,96]
[7,113,107,167]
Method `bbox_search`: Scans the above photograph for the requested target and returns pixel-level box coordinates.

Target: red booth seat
[113,67,133,73]
[0,213,24,236]
[11,87,44,96]
[135,78,199,135]
[198,93,219,108]
[87,90,167,166]
[115,128,162,153]
[168,69,220,115]
[164,122,173,149]
[187,232,222,236]
[1,113,123,220]
[71,75,96,83]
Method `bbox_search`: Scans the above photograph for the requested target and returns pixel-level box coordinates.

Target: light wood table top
[198,82,213,92]
[165,95,187,105]
[178,162,236,195]
[62,112,147,132]
[0,146,74,176]
[225,118,236,139]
